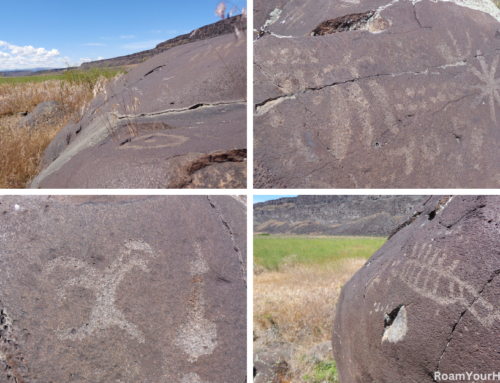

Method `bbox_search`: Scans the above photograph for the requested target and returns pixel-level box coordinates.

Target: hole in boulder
[384,305,403,328]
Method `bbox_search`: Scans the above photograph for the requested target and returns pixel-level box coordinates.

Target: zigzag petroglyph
[390,243,500,327]
[43,240,159,343]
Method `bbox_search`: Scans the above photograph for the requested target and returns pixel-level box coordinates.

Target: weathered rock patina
[254,0,500,188]
[32,23,246,189]
[333,196,500,382]
[0,195,246,382]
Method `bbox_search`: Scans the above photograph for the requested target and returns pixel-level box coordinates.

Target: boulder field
[333,196,500,382]
[31,29,246,188]
[0,195,246,382]
[254,0,500,188]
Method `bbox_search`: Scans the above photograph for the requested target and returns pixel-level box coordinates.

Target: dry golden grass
[254,257,366,382]
[0,78,108,188]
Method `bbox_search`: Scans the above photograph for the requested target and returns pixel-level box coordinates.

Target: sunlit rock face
[333,196,500,382]
[32,20,247,189]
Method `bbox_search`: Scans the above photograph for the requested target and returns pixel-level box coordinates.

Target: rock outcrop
[0,195,246,382]
[80,15,245,69]
[31,24,246,188]
[332,196,500,382]
[19,100,66,131]
[254,195,424,236]
[254,0,500,188]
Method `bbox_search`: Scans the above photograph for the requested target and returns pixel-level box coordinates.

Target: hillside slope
[254,196,425,236]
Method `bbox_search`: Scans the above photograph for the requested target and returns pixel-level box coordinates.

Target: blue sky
[253,196,299,204]
[0,0,246,70]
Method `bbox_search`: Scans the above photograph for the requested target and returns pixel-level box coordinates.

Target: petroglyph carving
[390,243,500,327]
[375,0,500,24]
[43,240,159,343]
[175,241,218,362]
[470,51,500,123]
[437,30,472,62]
[181,372,211,383]
[119,133,189,150]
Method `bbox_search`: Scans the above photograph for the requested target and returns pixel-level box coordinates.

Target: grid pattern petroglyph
[390,243,500,327]
[42,239,158,343]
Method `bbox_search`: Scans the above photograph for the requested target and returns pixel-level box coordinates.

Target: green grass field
[254,236,386,270]
[0,75,64,84]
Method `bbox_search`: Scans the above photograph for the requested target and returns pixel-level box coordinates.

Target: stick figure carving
[43,240,158,343]
[175,241,218,383]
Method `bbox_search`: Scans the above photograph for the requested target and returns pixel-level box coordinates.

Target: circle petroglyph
[119,133,189,150]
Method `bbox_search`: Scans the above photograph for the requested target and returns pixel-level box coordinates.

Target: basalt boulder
[19,100,66,131]
[254,0,500,188]
[332,196,500,382]
[0,195,246,383]
[32,24,247,189]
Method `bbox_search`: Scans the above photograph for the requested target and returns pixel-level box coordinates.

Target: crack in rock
[436,269,500,373]
[207,196,247,287]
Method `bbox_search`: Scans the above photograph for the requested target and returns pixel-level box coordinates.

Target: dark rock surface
[254,0,500,188]
[31,30,247,189]
[0,195,246,383]
[254,196,423,236]
[19,101,65,131]
[332,195,500,382]
[80,15,245,69]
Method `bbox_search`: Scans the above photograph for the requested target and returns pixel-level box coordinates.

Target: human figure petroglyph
[470,51,500,123]
[43,240,159,343]
[175,241,218,363]
[389,243,500,327]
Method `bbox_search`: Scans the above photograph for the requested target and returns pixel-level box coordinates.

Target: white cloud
[0,40,97,70]
[97,56,104,60]
[0,40,68,70]
[120,35,135,39]
[83,43,106,46]
[122,40,162,50]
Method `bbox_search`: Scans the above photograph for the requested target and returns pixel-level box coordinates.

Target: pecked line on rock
[254,49,500,114]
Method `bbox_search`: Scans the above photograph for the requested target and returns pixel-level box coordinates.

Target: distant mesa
[254,195,425,237]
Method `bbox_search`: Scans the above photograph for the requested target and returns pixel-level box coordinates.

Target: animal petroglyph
[175,241,218,363]
[470,52,500,123]
[389,243,500,327]
[43,240,159,343]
